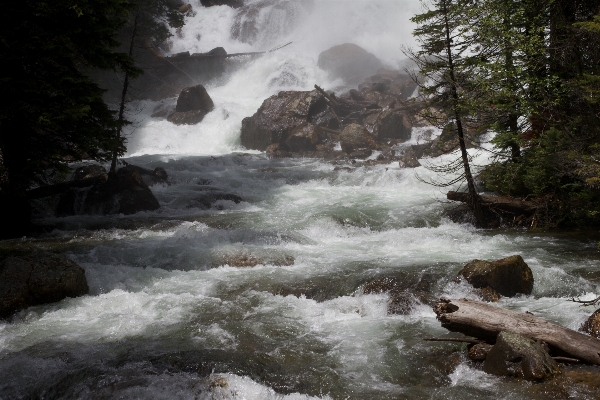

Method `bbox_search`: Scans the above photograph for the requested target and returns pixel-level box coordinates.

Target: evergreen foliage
[410,0,600,228]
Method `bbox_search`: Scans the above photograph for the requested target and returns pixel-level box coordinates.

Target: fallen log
[434,298,600,365]
[447,191,538,215]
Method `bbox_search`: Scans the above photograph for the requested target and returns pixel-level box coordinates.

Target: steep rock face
[317,43,383,85]
[167,85,215,125]
[483,332,560,381]
[0,251,88,318]
[458,255,534,298]
[240,90,328,151]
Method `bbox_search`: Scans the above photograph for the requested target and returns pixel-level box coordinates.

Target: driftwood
[447,191,538,215]
[434,298,600,365]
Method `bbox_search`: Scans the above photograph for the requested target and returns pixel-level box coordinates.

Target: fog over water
[1,1,600,399]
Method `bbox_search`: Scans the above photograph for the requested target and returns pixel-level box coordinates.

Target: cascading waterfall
[1,1,600,399]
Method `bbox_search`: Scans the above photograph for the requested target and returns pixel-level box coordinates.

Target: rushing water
[2,1,600,399]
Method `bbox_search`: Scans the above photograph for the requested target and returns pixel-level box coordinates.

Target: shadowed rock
[318,43,383,86]
[0,251,88,318]
[483,331,560,381]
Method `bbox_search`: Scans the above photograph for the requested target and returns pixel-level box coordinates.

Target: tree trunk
[434,298,600,365]
[110,13,138,175]
[441,0,485,227]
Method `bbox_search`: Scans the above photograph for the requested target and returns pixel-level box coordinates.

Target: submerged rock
[483,331,560,381]
[317,43,383,86]
[201,0,243,8]
[167,85,215,125]
[458,255,534,297]
[0,251,88,318]
[581,308,600,338]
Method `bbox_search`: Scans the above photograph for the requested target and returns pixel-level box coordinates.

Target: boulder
[398,147,421,168]
[240,90,327,151]
[483,331,560,381]
[167,85,215,125]
[374,109,412,141]
[340,123,378,154]
[317,43,384,86]
[56,166,160,216]
[358,69,418,101]
[0,251,88,319]
[458,255,534,297]
[581,309,600,338]
[285,124,321,152]
[362,275,435,315]
[468,342,494,361]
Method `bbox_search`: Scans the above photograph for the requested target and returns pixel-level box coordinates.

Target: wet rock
[57,166,160,216]
[358,69,418,101]
[340,124,377,154]
[167,85,215,126]
[362,276,433,315]
[398,147,421,168]
[317,43,384,86]
[581,308,600,338]
[0,251,88,319]
[474,286,501,302]
[467,343,493,361]
[458,255,534,297]
[374,109,412,142]
[483,331,560,381]
[241,90,326,151]
[125,165,169,186]
[187,191,244,210]
[348,149,373,159]
[285,124,321,152]
[218,253,294,268]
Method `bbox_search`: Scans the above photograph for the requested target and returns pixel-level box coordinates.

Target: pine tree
[0,0,139,237]
[405,0,486,226]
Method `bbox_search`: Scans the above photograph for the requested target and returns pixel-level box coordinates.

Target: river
[1,1,599,398]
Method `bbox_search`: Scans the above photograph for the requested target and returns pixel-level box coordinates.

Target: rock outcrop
[483,331,561,381]
[167,85,215,125]
[318,43,383,85]
[0,251,88,318]
[458,255,534,298]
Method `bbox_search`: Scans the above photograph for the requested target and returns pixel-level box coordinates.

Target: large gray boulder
[241,90,328,151]
[483,331,560,381]
[0,251,88,318]
[318,43,384,86]
[167,85,215,125]
[458,255,534,298]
